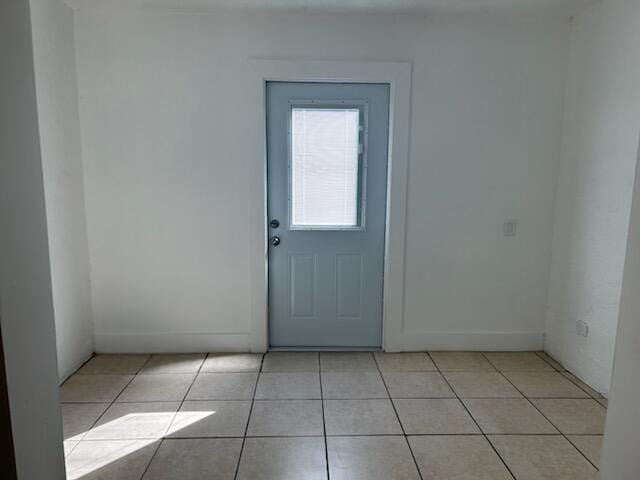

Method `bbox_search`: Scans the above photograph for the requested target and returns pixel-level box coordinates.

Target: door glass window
[290,107,362,229]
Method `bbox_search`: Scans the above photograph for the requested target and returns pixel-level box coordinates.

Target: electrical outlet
[576,320,589,337]
[504,219,518,236]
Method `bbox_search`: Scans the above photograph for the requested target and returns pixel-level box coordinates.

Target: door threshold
[269,346,383,352]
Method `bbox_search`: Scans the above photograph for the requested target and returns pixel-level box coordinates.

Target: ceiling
[66,0,597,16]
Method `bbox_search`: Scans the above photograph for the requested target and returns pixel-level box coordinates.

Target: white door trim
[247,59,412,352]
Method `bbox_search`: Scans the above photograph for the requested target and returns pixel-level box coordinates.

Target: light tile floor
[61,351,605,479]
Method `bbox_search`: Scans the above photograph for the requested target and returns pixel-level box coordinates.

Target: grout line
[62,354,130,462]
[166,354,208,432]
[559,371,606,400]
[58,394,607,404]
[564,434,603,470]
[63,440,80,459]
[70,355,161,479]
[66,352,605,478]
[470,350,603,400]
[373,353,425,480]
[83,354,154,431]
[63,432,602,442]
[319,370,331,479]
[137,353,209,479]
[487,351,604,400]
[482,353,601,472]
[232,353,265,480]
[534,351,566,372]
[429,352,518,480]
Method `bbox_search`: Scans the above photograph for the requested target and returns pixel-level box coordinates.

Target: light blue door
[267,82,390,348]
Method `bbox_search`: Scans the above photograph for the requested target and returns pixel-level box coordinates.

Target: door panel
[290,254,317,318]
[267,82,390,348]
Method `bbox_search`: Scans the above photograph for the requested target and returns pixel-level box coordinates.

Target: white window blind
[291,108,361,228]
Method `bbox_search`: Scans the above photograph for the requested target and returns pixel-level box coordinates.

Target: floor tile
[443,372,522,398]
[78,355,150,375]
[262,352,319,372]
[167,400,251,438]
[463,398,558,434]
[65,439,159,480]
[84,402,179,440]
[394,398,479,434]
[324,399,402,435]
[187,373,257,400]
[536,352,565,371]
[382,372,454,398]
[321,372,388,399]
[60,352,608,480]
[320,352,377,371]
[61,403,110,441]
[562,372,603,398]
[117,374,195,402]
[409,435,512,480]
[374,352,436,372]
[483,352,554,371]
[140,354,206,374]
[60,374,133,403]
[503,371,590,398]
[531,399,607,434]
[237,437,327,480]
[64,440,79,458]
[327,436,420,480]
[201,353,263,373]
[254,372,321,399]
[247,400,323,436]
[429,351,495,371]
[489,435,599,479]
[567,435,603,468]
[142,438,242,479]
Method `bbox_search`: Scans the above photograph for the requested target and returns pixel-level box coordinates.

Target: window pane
[291,108,361,228]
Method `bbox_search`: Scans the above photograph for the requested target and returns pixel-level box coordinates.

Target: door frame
[248,59,412,352]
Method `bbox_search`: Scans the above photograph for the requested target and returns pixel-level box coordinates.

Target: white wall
[544,0,640,395]
[0,0,66,476]
[74,10,569,352]
[30,0,93,381]
[601,136,640,480]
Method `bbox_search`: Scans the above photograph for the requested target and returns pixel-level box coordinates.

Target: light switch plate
[576,320,589,337]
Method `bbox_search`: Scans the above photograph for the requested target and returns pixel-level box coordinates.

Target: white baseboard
[58,350,94,385]
[385,331,544,351]
[94,333,254,353]
[94,331,543,354]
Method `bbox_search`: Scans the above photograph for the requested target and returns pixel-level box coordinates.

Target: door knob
[270,236,281,246]
[270,219,280,228]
